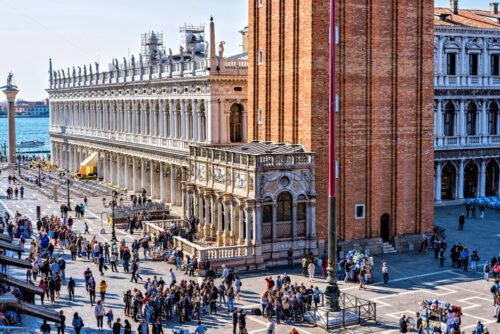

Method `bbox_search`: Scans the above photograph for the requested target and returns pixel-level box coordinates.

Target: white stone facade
[435,25,500,201]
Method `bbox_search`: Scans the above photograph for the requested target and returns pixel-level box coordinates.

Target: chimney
[491,2,499,14]
[450,0,458,15]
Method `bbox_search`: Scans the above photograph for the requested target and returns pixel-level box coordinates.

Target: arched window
[262,196,273,223]
[444,103,455,137]
[466,103,477,136]
[277,192,292,222]
[488,102,499,135]
[230,104,243,142]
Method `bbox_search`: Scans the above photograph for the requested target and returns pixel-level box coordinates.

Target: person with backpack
[382,262,389,285]
[485,262,491,281]
[130,260,139,283]
[492,279,500,306]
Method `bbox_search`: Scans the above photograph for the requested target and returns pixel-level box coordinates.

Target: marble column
[160,164,166,202]
[150,161,156,199]
[272,204,277,241]
[124,157,130,190]
[117,155,122,188]
[141,159,147,193]
[217,200,223,245]
[480,160,486,198]
[245,206,252,245]
[238,206,244,244]
[132,157,138,192]
[435,162,442,202]
[458,159,465,199]
[3,88,19,165]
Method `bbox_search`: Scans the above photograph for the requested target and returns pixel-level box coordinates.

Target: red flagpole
[325,0,340,311]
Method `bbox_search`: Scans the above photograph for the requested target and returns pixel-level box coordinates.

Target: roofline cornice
[435,25,500,35]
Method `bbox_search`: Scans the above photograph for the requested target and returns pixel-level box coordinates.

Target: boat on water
[16,140,44,148]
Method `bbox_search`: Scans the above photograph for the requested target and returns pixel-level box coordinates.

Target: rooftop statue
[0,72,17,90]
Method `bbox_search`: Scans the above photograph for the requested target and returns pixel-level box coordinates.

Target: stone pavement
[0,169,499,333]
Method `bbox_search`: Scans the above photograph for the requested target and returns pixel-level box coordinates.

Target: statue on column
[218,41,225,59]
[123,57,128,71]
[139,54,144,68]
[95,62,99,77]
[83,64,87,80]
[72,67,76,78]
[49,58,53,86]
[78,66,82,78]
[131,55,136,70]
[89,63,93,78]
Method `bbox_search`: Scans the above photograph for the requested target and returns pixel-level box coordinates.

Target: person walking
[485,262,491,281]
[399,314,408,333]
[95,300,105,330]
[84,222,89,235]
[72,312,84,334]
[57,310,65,334]
[99,280,107,301]
[123,319,132,334]
[106,308,113,329]
[112,318,122,334]
[458,214,465,231]
[40,319,51,334]
[415,312,423,334]
[382,262,389,285]
[287,248,294,269]
[137,318,149,334]
[266,315,276,334]
[308,261,315,282]
[131,260,138,283]
[67,276,75,301]
[88,276,96,306]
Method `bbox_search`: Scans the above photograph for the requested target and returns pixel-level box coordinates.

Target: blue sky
[0,0,493,100]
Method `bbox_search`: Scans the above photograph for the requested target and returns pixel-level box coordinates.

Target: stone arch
[486,159,499,197]
[441,161,457,200]
[229,103,243,143]
[464,160,479,198]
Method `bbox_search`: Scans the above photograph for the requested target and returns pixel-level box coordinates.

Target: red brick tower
[248,0,434,250]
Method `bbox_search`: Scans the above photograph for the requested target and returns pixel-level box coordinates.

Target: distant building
[434,1,500,202]
[0,99,48,116]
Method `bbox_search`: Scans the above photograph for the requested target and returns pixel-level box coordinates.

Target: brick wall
[248,0,434,243]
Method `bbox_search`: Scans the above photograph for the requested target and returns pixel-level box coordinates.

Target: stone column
[170,165,177,206]
[3,88,19,165]
[117,155,122,188]
[458,159,465,199]
[141,159,147,194]
[459,100,465,137]
[132,157,138,192]
[242,111,248,142]
[238,206,244,244]
[245,206,252,245]
[181,187,187,218]
[292,202,298,237]
[124,156,130,190]
[204,195,210,236]
[272,203,277,241]
[160,164,166,202]
[150,160,156,199]
[217,200,223,245]
[435,162,442,202]
[481,100,488,137]
[254,204,262,245]
[193,100,199,141]
[181,100,187,140]
[480,160,486,198]
[310,200,316,237]
[170,100,176,138]
[436,100,443,138]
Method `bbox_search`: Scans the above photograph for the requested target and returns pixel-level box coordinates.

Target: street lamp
[37,164,42,187]
[102,191,123,242]
[65,176,72,211]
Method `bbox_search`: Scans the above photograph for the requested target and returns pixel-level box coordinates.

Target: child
[106,308,113,328]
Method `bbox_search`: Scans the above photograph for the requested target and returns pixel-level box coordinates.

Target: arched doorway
[380,214,390,242]
[230,104,243,142]
[464,162,478,198]
[277,191,293,238]
[441,163,456,200]
[486,161,499,197]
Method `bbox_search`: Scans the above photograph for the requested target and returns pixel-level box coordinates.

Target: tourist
[67,276,75,301]
[194,320,208,334]
[95,300,105,330]
[99,279,107,301]
[308,260,315,281]
[72,312,84,334]
[106,308,114,328]
[473,320,484,333]
[40,319,51,334]
[112,318,122,334]
[152,318,163,334]
[301,257,308,277]
[399,314,408,333]
[123,319,132,334]
[84,221,89,234]
[415,312,423,334]
[266,315,276,334]
[485,262,491,281]
[382,262,389,285]
[20,186,24,199]
[458,214,465,230]
[57,310,65,334]
[89,276,96,305]
[137,318,148,334]
[287,247,294,269]
[359,266,367,290]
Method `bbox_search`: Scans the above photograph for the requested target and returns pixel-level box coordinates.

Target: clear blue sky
[0,0,248,101]
[0,0,493,101]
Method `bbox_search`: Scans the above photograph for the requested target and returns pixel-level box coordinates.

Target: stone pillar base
[217,232,224,246]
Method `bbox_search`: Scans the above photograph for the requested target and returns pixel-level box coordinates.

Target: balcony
[435,135,500,149]
[435,74,500,88]
[49,125,199,152]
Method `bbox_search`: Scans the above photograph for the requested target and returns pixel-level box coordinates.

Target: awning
[80,151,98,168]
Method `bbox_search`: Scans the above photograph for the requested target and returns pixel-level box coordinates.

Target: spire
[210,16,217,72]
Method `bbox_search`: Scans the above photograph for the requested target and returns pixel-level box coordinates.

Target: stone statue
[95,62,99,75]
[114,58,119,72]
[6,72,14,88]
[139,54,143,68]
[72,66,76,78]
[49,58,53,85]
[123,57,127,70]
[131,55,136,69]
[78,66,81,78]
[180,46,184,62]
[59,70,63,81]
[168,48,173,64]
[83,64,87,79]
[66,68,70,80]
[191,46,196,60]
[89,63,93,77]
[53,70,57,81]
[218,41,225,59]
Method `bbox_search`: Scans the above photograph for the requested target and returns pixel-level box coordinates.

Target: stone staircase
[382,242,397,254]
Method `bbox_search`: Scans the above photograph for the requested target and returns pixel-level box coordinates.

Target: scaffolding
[141,31,165,65]
[179,24,206,53]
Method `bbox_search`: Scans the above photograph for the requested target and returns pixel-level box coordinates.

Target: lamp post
[65,176,72,211]
[37,164,42,187]
[325,0,340,311]
[102,191,123,242]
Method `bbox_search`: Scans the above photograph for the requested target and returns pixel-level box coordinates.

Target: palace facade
[48,21,317,267]
[434,2,500,202]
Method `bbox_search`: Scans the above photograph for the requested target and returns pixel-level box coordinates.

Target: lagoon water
[0,117,50,154]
